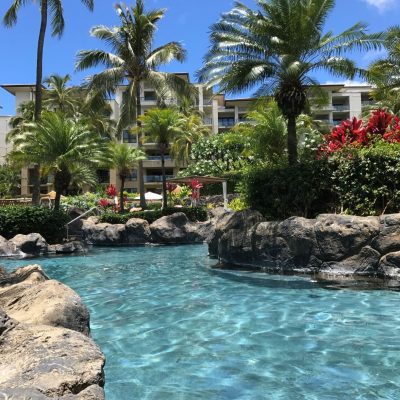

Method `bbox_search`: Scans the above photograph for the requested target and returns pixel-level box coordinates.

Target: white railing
[65,206,99,240]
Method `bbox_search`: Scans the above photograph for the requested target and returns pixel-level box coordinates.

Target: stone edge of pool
[0,265,106,399]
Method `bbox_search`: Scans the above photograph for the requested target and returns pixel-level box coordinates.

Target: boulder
[371,214,400,254]
[208,209,264,258]
[124,218,152,244]
[82,222,126,245]
[0,265,90,336]
[0,265,105,398]
[0,315,105,399]
[211,211,400,280]
[378,251,400,279]
[0,235,16,257]
[150,212,206,244]
[9,233,48,256]
[314,214,380,261]
[52,241,86,254]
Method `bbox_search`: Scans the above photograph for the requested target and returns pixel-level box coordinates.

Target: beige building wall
[0,116,11,164]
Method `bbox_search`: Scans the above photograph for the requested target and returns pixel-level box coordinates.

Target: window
[144,91,157,101]
[125,188,137,194]
[123,130,137,143]
[218,117,235,127]
[126,169,138,181]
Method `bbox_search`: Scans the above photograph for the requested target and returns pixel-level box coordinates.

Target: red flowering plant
[106,184,117,198]
[319,109,400,157]
[190,179,203,205]
[98,198,111,209]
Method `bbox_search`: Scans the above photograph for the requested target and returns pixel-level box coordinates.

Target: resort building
[0,78,375,196]
[0,115,11,163]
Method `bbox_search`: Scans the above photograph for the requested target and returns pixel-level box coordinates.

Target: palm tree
[44,74,77,114]
[8,111,106,210]
[368,27,400,115]
[138,108,182,209]
[3,0,94,205]
[170,113,210,164]
[107,143,145,213]
[75,0,191,209]
[198,0,383,164]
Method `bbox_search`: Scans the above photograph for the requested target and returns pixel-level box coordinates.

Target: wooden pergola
[167,175,228,209]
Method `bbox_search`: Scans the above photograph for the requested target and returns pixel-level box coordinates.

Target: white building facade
[0,80,375,196]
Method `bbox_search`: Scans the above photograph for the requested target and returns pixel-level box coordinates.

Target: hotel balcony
[145,174,175,183]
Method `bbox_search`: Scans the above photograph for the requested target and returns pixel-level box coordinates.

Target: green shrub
[241,160,336,219]
[99,207,208,224]
[201,171,243,196]
[228,197,248,211]
[0,206,69,244]
[331,142,400,215]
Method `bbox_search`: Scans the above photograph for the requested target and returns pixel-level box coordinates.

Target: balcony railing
[332,104,349,111]
[145,175,174,183]
[203,117,213,125]
[146,156,172,161]
[362,100,376,107]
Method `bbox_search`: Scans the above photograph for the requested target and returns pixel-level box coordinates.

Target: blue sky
[0,0,399,115]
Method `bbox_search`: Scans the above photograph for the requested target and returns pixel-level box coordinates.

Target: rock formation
[208,211,400,280]
[0,265,105,398]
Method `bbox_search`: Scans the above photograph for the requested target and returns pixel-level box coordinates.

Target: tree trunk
[161,150,167,210]
[54,168,71,211]
[119,175,125,213]
[136,83,147,209]
[32,0,48,206]
[287,115,298,165]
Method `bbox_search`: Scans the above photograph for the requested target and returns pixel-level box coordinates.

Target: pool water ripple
[3,245,400,399]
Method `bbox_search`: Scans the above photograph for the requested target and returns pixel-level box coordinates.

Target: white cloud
[363,0,396,12]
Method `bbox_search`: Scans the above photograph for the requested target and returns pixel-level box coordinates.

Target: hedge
[240,160,336,219]
[0,206,69,244]
[99,207,208,224]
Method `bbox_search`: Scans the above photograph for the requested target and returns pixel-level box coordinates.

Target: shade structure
[134,191,163,201]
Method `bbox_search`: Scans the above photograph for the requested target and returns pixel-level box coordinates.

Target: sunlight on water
[3,245,400,399]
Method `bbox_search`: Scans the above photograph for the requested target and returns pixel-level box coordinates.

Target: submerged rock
[210,211,400,281]
[0,265,105,398]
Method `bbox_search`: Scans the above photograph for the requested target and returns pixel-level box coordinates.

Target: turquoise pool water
[3,245,400,399]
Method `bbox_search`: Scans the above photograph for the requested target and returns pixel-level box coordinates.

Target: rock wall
[81,212,217,246]
[0,265,105,399]
[0,233,85,258]
[208,211,400,280]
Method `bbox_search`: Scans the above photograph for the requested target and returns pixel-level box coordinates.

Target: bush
[241,160,336,219]
[0,206,69,244]
[201,171,243,196]
[331,142,400,215]
[99,207,208,224]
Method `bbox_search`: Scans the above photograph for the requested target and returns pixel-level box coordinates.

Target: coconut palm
[8,111,106,210]
[368,27,400,115]
[107,143,145,213]
[137,108,182,209]
[3,0,94,205]
[44,74,77,114]
[75,0,190,208]
[170,113,210,164]
[198,0,383,164]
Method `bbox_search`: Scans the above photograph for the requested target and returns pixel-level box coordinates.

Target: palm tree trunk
[32,0,48,206]
[136,83,147,209]
[287,115,298,165]
[120,176,125,213]
[161,151,167,210]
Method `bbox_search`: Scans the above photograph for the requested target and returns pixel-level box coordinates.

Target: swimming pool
[3,245,400,399]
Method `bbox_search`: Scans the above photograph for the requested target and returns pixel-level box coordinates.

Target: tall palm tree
[198,0,383,164]
[107,143,145,213]
[368,27,400,115]
[138,108,182,209]
[76,0,190,209]
[43,74,77,114]
[3,0,94,204]
[8,111,106,210]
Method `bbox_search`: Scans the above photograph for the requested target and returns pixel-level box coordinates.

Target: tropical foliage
[198,0,383,164]
[76,0,191,208]
[8,111,107,210]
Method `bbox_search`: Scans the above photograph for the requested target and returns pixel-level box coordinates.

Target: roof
[167,175,227,184]
[1,84,45,96]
